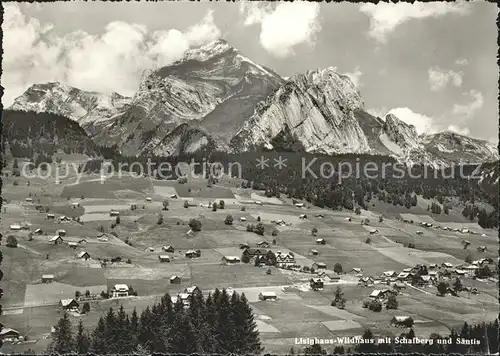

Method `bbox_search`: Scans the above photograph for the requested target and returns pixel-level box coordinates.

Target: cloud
[343,67,363,88]
[428,67,463,91]
[387,107,437,135]
[452,90,484,119]
[359,1,471,43]
[447,125,470,136]
[240,2,321,58]
[2,4,221,106]
[455,58,469,66]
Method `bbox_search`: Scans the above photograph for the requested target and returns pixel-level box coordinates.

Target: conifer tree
[233,293,263,354]
[90,317,107,354]
[75,319,90,354]
[50,312,74,354]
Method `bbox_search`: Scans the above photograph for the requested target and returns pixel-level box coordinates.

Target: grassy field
[1,163,498,354]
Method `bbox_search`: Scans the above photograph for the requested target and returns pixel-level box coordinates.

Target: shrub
[6,235,17,248]
[189,219,202,232]
[212,204,217,212]
[386,295,398,309]
[219,200,225,209]
[241,206,246,211]
[272,230,278,237]
[224,215,234,225]
[368,299,382,312]
[254,223,265,236]
[333,263,343,274]
[81,302,90,314]
[365,237,371,244]
[246,224,254,232]
[184,200,189,208]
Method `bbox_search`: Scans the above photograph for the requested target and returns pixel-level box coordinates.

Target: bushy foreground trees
[48,289,262,354]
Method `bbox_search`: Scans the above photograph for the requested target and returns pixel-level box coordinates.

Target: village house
[186,229,195,237]
[185,250,201,258]
[276,253,295,267]
[257,241,269,248]
[382,271,397,278]
[159,255,171,263]
[428,270,438,278]
[416,231,423,235]
[59,216,70,222]
[111,284,130,298]
[71,202,80,208]
[77,251,91,260]
[309,249,319,256]
[184,286,200,295]
[9,224,21,231]
[310,278,324,291]
[57,229,67,237]
[50,235,64,245]
[109,210,120,217]
[242,248,268,261]
[258,291,278,301]
[147,247,155,252]
[299,214,307,220]
[402,268,412,273]
[393,282,406,291]
[146,197,152,202]
[35,228,43,235]
[170,275,181,284]
[429,263,437,269]
[369,289,391,300]
[396,272,410,281]
[442,262,453,268]
[254,201,262,205]
[47,213,55,219]
[369,229,378,235]
[222,256,241,264]
[350,268,363,274]
[294,203,304,208]
[68,242,78,249]
[0,328,21,342]
[25,197,33,203]
[315,214,324,218]
[178,293,191,307]
[42,274,55,283]
[477,246,487,252]
[162,245,174,253]
[239,243,250,249]
[390,316,414,327]
[358,276,375,286]
[59,298,79,311]
[316,238,326,245]
[312,262,327,270]
[240,217,247,222]
[464,265,479,276]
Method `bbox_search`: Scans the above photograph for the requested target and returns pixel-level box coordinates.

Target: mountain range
[7,39,498,166]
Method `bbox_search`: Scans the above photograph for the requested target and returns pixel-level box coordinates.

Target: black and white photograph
[0,0,498,354]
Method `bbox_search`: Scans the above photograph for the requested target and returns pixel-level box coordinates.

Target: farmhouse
[416,231,423,235]
[382,271,397,278]
[242,248,268,261]
[350,268,363,274]
[393,282,406,290]
[299,214,307,219]
[170,275,181,284]
[442,262,453,268]
[111,284,130,298]
[186,229,195,237]
[42,274,55,283]
[146,197,152,202]
[49,235,64,244]
[68,242,78,249]
[59,216,70,222]
[429,263,437,269]
[312,262,327,270]
[185,250,200,258]
[47,213,55,219]
[109,210,120,217]
[309,249,319,256]
[71,202,80,208]
[345,217,352,222]
[369,229,378,234]
[222,256,241,264]
[35,228,43,234]
[59,298,79,311]
[162,245,175,252]
[402,268,412,273]
[310,278,324,290]
[147,247,155,252]
[316,238,326,245]
[9,224,21,231]
[25,197,33,203]
[396,272,410,280]
[254,201,263,205]
[184,286,200,295]
[239,243,250,249]
[369,289,390,299]
[159,255,171,263]
[390,316,414,327]
[259,291,277,301]
[257,241,269,247]
[240,217,247,222]
[294,203,304,208]
[57,229,67,237]
[77,251,91,260]
[0,328,20,341]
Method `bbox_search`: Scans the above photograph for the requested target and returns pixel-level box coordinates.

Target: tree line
[48,288,262,354]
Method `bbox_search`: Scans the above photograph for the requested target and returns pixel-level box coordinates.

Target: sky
[2,1,498,142]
